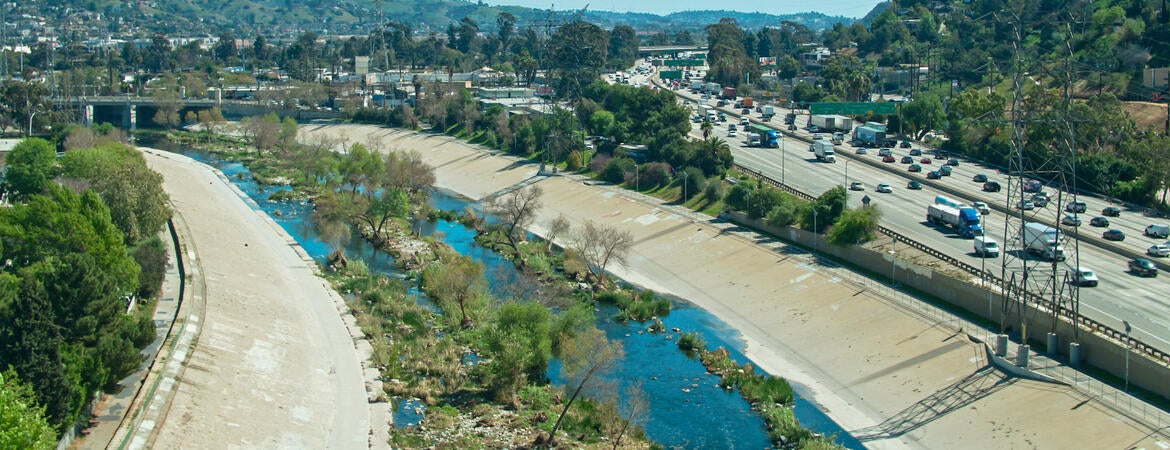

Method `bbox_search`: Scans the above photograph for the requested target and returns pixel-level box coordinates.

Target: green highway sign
[809,102,897,115]
[658,70,682,80]
[664,59,705,67]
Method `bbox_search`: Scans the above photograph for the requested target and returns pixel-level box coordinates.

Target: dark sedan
[907,180,923,190]
[1102,206,1122,217]
[1129,258,1158,277]
[973,174,988,182]
[983,181,1001,192]
[1103,229,1126,241]
[1090,216,1110,227]
[900,156,914,164]
[908,164,922,173]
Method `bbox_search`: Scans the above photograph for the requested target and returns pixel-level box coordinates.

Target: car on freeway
[740,117,750,126]
[900,140,913,148]
[1129,258,1158,277]
[1145,224,1170,238]
[908,164,922,172]
[1102,206,1122,217]
[876,183,893,193]
[741,108,751,115]
[938,165,952,176]
[727,129,737,137]
[907,180,923,190]
[717,99,729,107]
[947,158,960,166]
[901,156,914,164]
[856,147,868,155]
[920,157,932,164]
[973,174,988,182]
[1148,244,1170,257]
[1090,216,1110,227]
[1065,201,1087,213]
[927,171,941,179]
[972,202,990,215]
[909,148,922,156]
[1031,193,1050,208]
[983,181,1002,192]
[883,156,897,163]
[850,181,865,191]
[1103,229,1126,241]
[1016,200,1035,210]
[1061,215,1082,226]
[809,125,821,133]
[728,124,737,131]
[1074,267,1099,287]
[879,148,894,157]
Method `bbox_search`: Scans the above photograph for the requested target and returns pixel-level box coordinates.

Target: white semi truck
[811,140,836,163]
[1021,222,1066,261]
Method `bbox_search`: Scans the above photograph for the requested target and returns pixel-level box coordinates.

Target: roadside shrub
[132,236,168,299]
[603,157,635,184]
[589,153,612,175]
[826,206,881,245]
[704,179,725,202]
[638,162,672,188]
[725,182,754,211]
[565,150,583,171]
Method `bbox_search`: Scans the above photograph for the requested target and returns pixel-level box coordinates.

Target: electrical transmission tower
[996,11,1084,366]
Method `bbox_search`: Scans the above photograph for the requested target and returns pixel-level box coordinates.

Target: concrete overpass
[638,45,707,57]
[54,96,345,130]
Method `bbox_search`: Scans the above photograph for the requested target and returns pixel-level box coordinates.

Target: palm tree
[701,119,713,139]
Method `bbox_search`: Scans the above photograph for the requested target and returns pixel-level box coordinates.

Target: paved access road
[139,149,376,449]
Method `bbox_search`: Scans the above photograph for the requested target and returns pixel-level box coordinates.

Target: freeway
[635,66,1170,354]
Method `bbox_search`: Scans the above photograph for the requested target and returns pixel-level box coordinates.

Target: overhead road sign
[810,102,896,115]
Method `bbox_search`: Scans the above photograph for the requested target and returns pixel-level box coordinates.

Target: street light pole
[844,159,851,200]
[1124,320,1132,392]
[812,209,818,257]
[27,109,40,137]
[890,237,897,285]
[781,134,786,186]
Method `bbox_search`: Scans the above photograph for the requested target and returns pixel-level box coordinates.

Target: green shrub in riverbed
[676,332,706,353]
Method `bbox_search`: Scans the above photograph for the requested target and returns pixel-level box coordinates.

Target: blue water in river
[161,143,862,449]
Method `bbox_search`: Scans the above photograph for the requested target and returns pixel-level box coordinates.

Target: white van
[974,236,999,257]
[1073,267,1098,287]
[1145,224,1170,238]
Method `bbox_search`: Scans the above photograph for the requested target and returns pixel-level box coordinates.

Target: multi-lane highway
[628,66,1170,354]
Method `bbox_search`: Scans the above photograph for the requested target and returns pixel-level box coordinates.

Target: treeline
[0,129,172,445]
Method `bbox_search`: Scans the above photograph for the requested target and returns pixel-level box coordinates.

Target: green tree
[481,301,552,405]
[827,206,882,245]
[724,182,754,211]
[59,143,173,245]
[901,92,945,139]
[0,370,56,449]
[548,21,608,100]
[803,186,847,233]
[0,274,75,433]
[678,166,706,201]
[1,138,56,201]
[422,253,486,329]
[606,25,638,70]
[131,236,168,300]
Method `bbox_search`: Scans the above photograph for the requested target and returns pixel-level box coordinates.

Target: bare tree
[612,380,649,449]
[488,185,543,259]
[546,327,623,447]
[571,220,634,285]
[545,214,570,252]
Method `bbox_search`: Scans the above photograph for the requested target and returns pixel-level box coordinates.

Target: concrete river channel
[154,141,862,449]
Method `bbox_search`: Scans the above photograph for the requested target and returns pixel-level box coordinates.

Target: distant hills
[30,0,869,39]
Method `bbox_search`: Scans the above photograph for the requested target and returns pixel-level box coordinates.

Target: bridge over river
[53,96,345,129]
